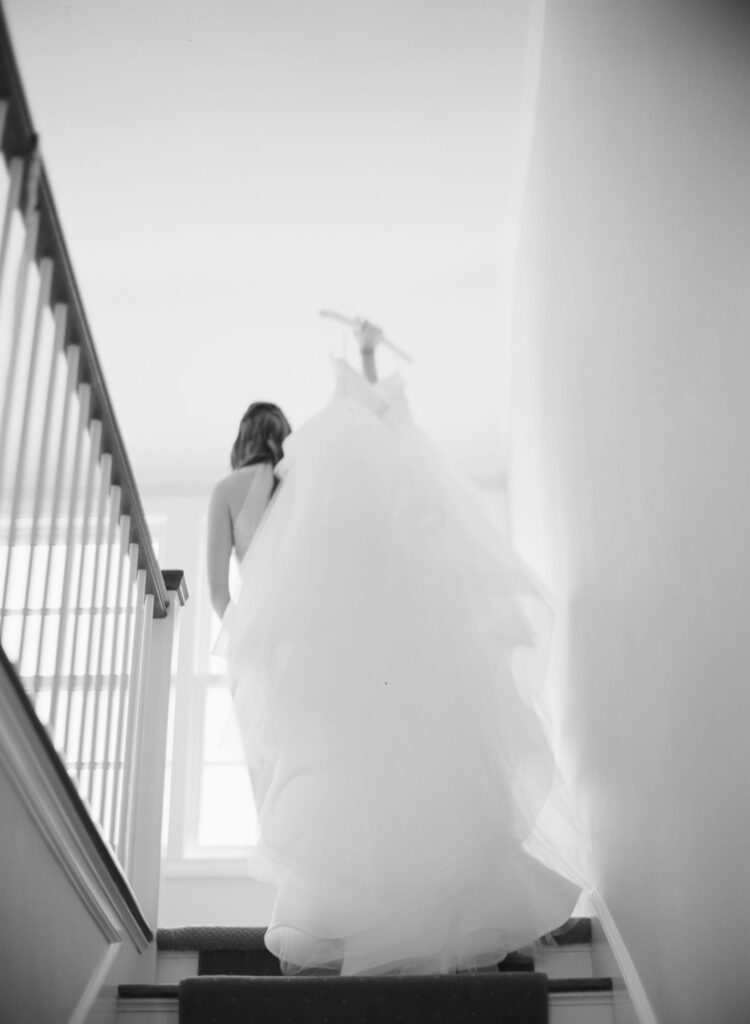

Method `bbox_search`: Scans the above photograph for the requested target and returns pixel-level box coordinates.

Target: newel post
[125,570,188,930]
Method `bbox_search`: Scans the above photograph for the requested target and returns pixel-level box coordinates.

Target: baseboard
[589,889,659,1024]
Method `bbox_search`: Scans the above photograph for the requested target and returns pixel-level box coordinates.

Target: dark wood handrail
[0,4,169,617]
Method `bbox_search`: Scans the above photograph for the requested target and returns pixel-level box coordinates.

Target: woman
[209,324,586,977]
[207,401,291,619]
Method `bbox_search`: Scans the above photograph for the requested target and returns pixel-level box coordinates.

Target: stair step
[154,918,593,982]
[532,943,594,980]
[498,953,535,972]
[550,917,592,945]
[156,917,592,952]
[157,947,537,978]
[122,978,613,998]
[155,919,594,986]
[157,926,268,951]
[180,974,549,1023]
[118,977,613,1024]
[156,951,200,985]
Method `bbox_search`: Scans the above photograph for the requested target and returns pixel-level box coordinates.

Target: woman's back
[207,461,276,617]
[224,462,276,562]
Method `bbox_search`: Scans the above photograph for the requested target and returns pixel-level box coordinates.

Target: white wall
[3,0,532,491]
[508,3,750,1023]
[0,654,158,1024]
[0,762,109,1024]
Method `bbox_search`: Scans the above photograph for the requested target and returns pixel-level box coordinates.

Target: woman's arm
[356,319,380,383]
[360,346,377,383]
[207,482,233,619]
[355,318,414,379]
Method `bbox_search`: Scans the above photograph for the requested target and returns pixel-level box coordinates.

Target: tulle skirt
[218,390,586,975]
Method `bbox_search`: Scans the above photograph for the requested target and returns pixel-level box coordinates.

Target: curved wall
[508,3,750,1022]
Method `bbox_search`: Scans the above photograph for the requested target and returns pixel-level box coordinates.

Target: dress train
[218,359,586,975]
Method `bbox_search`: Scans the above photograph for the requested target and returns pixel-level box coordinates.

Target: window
[150,493,257,866]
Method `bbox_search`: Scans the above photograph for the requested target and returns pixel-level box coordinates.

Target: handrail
[0,5,168,617]
[0,0,190,903]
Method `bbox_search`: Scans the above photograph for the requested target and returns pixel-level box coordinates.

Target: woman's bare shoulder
[209,467,264,511]
[208,472,236,509]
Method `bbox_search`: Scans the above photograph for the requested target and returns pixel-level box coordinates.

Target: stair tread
[158,925,267,951]
[121,985,179,997]
[549,917,592,946]
[157,917,592,952]
[548,977,612,993]
[177,974,551,1024]
[119,975,611,999]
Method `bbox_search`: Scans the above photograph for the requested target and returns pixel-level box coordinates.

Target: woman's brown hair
[230,402,291,470]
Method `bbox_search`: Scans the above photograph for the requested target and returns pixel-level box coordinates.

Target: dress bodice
[332,357,413,428]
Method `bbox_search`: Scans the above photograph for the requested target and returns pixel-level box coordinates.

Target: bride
[207,318,584,976]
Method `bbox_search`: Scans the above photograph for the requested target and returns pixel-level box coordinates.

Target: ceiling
[5,0,536,491]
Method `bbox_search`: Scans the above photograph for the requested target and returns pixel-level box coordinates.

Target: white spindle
[109,542,140,849]
[15,301,65,663]
[0,190,39,513]
[61,418,102,759]
[98,511,130,832]
[0,142,42,491]
[33,344,80,697]
[0,155,23,321]
[118,582,152,870]
[0,257,53,626]
[48,381,91,741]
[16,302,66,668]
[75,451,112,790]
[86,484,121,806]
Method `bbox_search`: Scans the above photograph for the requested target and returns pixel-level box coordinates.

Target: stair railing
[0,5,186,916]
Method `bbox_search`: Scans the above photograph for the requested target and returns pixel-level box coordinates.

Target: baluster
[109,542,139,850]
[0,144,41,507]
[0,257,53,632]
[75,452,112,792]
[98,511,130,834]
[0,212,38,486]
[0,155,23,328]
[32,344,80,699]
[86,484,121,807]
[60,418,102,761]
[16,303,67,669]
[117,581,152,871]
[48,382,91,744]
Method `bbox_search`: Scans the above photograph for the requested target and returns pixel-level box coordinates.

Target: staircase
[0,8,621,1024]
[117,919,614,1024]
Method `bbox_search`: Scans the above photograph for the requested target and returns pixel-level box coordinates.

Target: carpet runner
[129,919,603,1022]
[179,973,550,1024]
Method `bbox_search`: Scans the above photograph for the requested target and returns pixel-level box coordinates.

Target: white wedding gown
[218,358,584,976]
